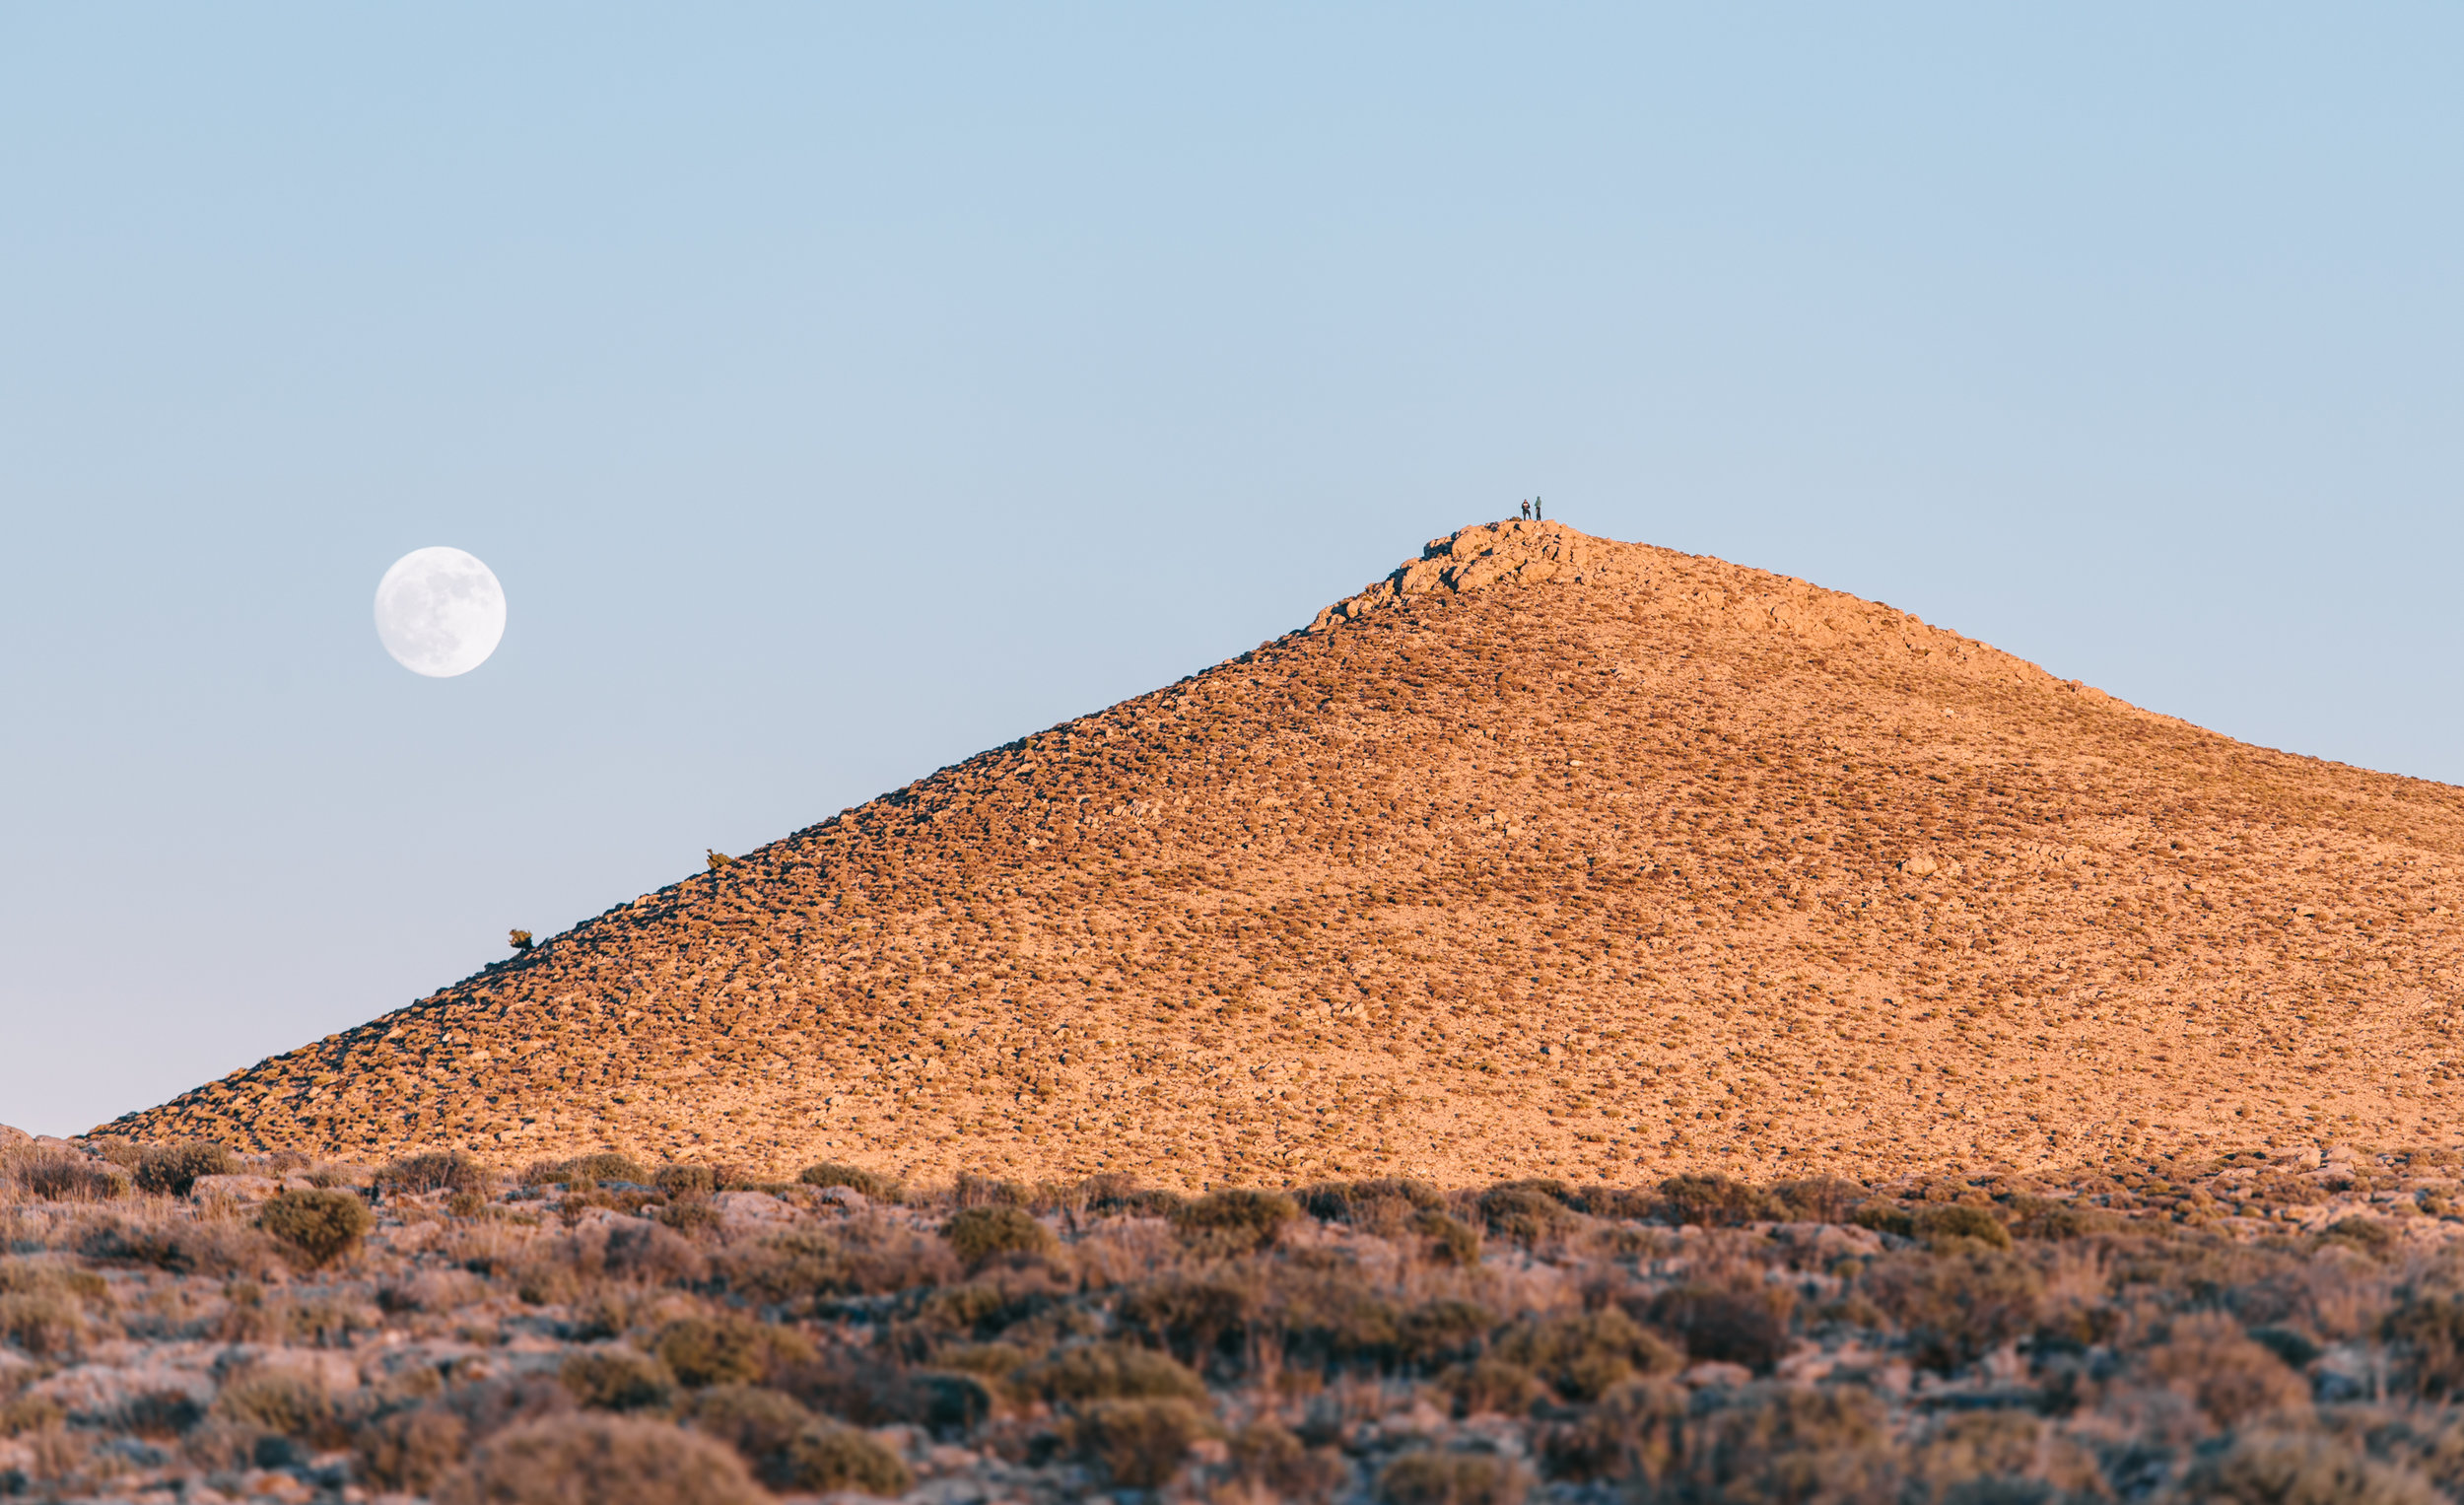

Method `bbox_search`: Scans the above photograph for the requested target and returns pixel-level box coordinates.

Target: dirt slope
[104,520,2464,1186]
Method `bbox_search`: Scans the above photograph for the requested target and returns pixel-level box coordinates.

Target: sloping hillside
[104,520,2464,1185]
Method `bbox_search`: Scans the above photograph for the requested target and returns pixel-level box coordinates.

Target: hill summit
[108,520,2464,1184]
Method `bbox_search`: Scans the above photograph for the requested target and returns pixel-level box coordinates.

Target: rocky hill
[103,520,2464,1185]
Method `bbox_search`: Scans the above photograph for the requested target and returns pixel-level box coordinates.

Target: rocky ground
[101,521,2464,1190]
[11,1133,2464,1502]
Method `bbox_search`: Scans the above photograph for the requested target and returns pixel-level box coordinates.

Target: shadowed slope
[107,521,2464,1184]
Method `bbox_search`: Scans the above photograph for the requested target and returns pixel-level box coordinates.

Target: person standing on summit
[1534,496,1544,521]
[1519,499,1532,520]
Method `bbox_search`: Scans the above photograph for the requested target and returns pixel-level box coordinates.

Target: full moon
[374,547,507,677]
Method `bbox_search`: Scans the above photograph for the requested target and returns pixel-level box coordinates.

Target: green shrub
[257,1189,376,1268]
[654,1314,811,1389]
[1492,1310,1679,1402]
[82,1217,280,1277]
[2176,1432,2437,1505]
[436,1412,768,1505]
[1170,1189,1299,1255]
[354,1406,469,1493]
[1379,1450,1529,1505]
[1022,1341,1206,1402]
[1414,1208,1482,1266]
[797,1162,896,1199]
[378,1150,490,1195]
[942,1205,1057,1267]
[561,1347,677,1411]
[2319,1216,2398,1260]
[134,1140,236,1197]
[779,1420,914,1496]
[1073,1398,1211,1488]
[1658,1173,1771,1228]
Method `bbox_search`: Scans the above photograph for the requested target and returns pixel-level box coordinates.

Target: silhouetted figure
[1519,499,1532,520]
[1535,495,1544,521]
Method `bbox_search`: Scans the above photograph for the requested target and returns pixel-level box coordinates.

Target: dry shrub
[1491,1309,1679,1402]
[654,1164,717,1197]
[118,1389,206,1438]
[436,1412,768,1505]
[13,1149,127,1201]
[0,1291,86,1358]
[1908,1412,2100,1500]
[1379,1450,1529,1505]
[601,1220,708,1286]
[719,1229,842,1304]
[132,1140,235,1197]
[1540,1377,1684,1482]
[681,1384,809,1476]
[380,1150,491,1195]
[2176,1431,2437,1505]
[378,1267,488,1316]
[1641,1282,1795,1372]
[1023,1340,1205,1402]
[1443,1358,1540,1417]
[953,1171,1028,1208]
[81,1215,280,1277]
[2007,1198,2127,1241]
[355,1406,470,1493]
[777,1351,992,1433]
[1120,1278,1254,1369]
[1401,1300,1494,1367]
[1299,1178,1443,1228]
[257,1188,375,1268]
[1072,1397,1210,1488]
[2140,1313,2309,1427]
[561,1347,677,1411]
[524,1153,648,1188]
[1670,1384,1896,1503]
[653,1313,813,1389]
[1169,1189,1298,1256]
[1861,1248,2044,1372]
[831,1218,961,1294]
[1658,1173,1771,1228]
[214,1369,344,1448]
[1415,1208,1482,1266]
[1231,1420,1349,1502]
[1477,1183,1578,1247]
[2385,1292,2464,1399]
[779,1420,914,1496]
[1767,1177,1864,1223]
[797,1162,896,1200]
[942,1205,1057,1267]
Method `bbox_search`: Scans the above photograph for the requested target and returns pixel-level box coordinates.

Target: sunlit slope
[107,520,2464,1185]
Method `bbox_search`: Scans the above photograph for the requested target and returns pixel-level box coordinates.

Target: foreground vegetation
[4,1136,2464,1502]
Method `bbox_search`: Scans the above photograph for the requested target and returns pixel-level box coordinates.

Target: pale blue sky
[3,6,2458,1135]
